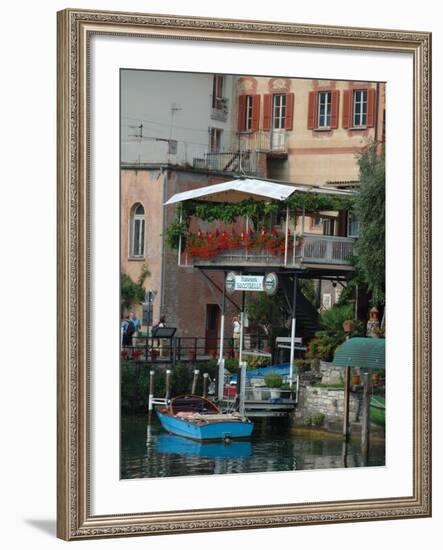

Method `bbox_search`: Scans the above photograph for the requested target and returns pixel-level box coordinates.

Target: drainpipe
[375,82,380,146]
[177,205,183,267]
[159,167,168,316]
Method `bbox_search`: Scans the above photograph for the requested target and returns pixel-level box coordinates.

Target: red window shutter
[237,95,247,132]
[307,91,317,129]
[330,90,340,129]
[251,95,260,132]
[367,88,376,127]
[263,94,272,131]
[342,90,352,129]
[284,92,295,130]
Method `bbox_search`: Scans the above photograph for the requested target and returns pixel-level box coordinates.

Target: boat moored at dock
[156,395,254,441]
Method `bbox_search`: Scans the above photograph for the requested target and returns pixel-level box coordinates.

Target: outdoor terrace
[165,177,356,273]
[182,231,355,270]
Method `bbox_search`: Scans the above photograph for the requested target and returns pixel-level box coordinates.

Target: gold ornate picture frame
[57,8,431,540]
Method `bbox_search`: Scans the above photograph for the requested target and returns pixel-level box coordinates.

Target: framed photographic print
[57,8,431,540]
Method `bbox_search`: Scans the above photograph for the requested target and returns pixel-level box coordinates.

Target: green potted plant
[264,372,283,399]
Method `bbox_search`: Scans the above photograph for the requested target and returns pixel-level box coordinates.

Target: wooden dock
[220,398,297,418]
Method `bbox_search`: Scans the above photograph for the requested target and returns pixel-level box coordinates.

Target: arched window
[130,203,145,257]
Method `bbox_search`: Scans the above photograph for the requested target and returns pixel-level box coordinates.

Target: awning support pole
[361,373,370,464]
[199,270,241,311]
[217,273,226,401]
[289,274,298,388]
[284,206,289,266]
[343,366,351,439]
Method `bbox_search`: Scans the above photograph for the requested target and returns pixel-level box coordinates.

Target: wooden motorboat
[156,395,254,441]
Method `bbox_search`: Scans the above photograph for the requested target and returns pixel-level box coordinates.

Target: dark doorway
[205,304,220,354]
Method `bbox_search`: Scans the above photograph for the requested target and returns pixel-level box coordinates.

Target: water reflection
[156,434,252,458]
[121,415,385,479]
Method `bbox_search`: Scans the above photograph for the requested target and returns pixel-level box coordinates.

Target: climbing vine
[165,191,354,250]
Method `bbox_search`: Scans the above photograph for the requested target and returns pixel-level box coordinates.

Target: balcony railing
[204,150,266,176]
[238,130,288,154]
[300,234,355,265]
[182,231,355,269]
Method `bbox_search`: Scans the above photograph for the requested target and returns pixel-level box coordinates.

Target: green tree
[120,265,150,314]
[246,292,288,344]
[306,304,364,361]
[353,143,385,305]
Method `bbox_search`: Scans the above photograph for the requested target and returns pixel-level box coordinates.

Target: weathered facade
[120,72,386,340]
[228,77,385,185]
[121,165,241,338]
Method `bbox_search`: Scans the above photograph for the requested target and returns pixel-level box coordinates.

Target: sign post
[217,273,227,401]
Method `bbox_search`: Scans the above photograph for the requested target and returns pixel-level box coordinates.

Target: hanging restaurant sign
[225,272,264,292]
[263,272,279,296]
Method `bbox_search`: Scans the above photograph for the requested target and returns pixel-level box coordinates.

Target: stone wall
[293,385,361,428]
[293,361,361,431]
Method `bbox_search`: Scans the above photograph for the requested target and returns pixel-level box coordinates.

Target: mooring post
[361,373,370,464]
[191,369,199,395]
[202,373,209,398]
[165,369,171,402]
[148,370,155,412]
[343,366,351,439]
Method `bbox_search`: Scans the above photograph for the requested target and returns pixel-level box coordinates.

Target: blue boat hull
[156,411,254,440]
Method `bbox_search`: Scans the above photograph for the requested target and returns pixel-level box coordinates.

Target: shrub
[264,372,283,388]
[224,358,239,373]
[245,355,269,370]
[311,412,325,426]
[303,415,312,426]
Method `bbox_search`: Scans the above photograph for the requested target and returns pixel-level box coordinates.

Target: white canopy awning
[164,177,354,206]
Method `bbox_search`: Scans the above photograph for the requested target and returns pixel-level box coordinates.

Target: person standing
[152,316,167,357]
[232,316,241,359]
[122,315,135,347]
[129,311,141,337]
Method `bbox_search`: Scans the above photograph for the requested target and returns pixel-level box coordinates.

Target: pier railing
[121,335,269,365]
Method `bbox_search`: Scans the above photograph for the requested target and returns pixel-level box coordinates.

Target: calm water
[120,414,385,479]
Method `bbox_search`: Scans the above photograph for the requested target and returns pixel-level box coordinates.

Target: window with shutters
[317,91,332,128]
[307,90,339,130]
[245,95,253,131]
[237,95,260,132]
[343,87,375,130]
[273,94,287,129]
[130,203,145,258]
[353,90,367,127]
[263,93,294,132]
